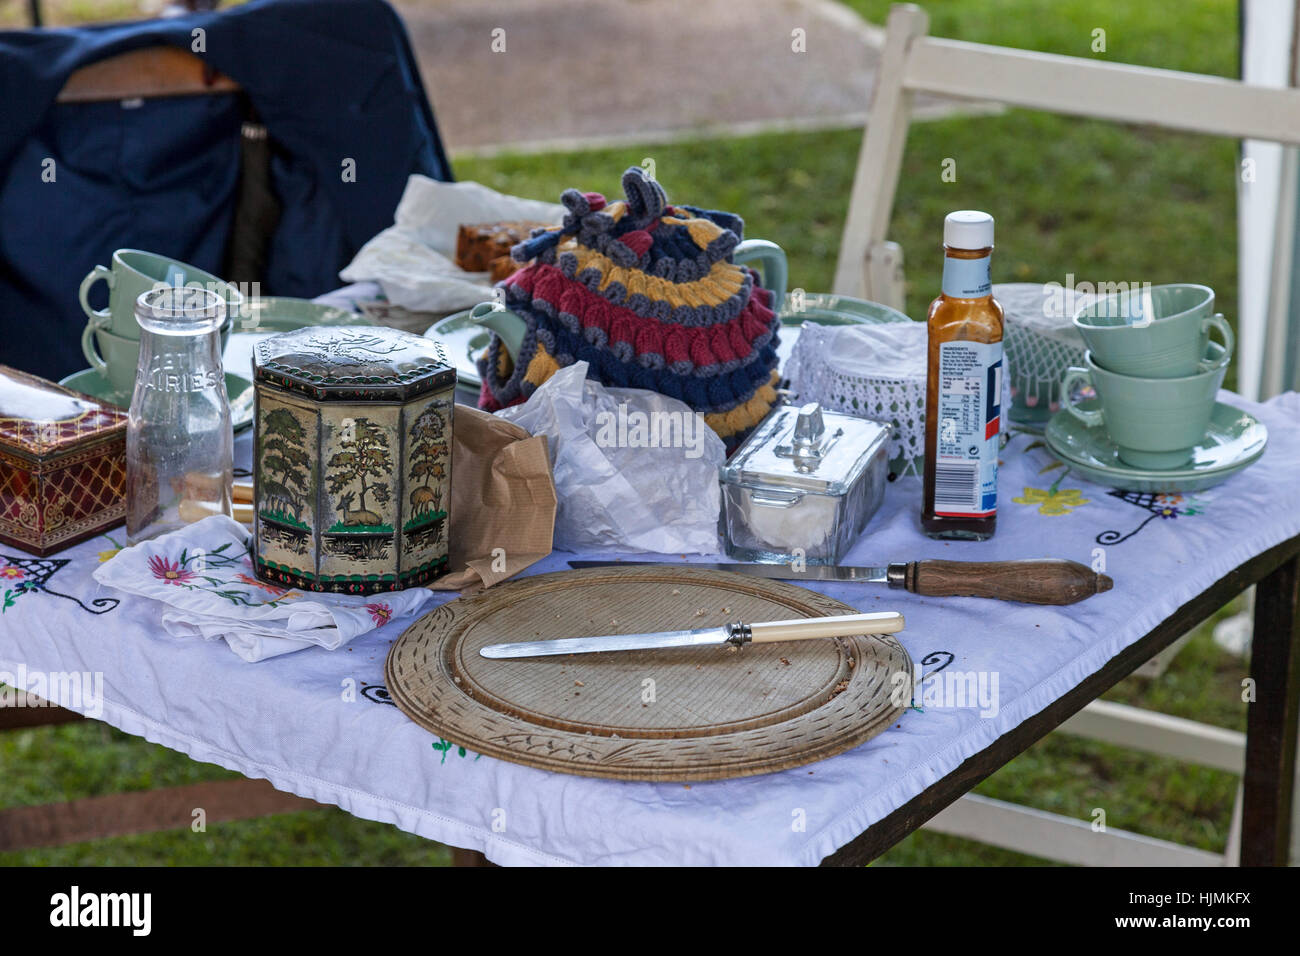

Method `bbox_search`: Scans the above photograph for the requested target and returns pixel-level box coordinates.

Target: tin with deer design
[251,326,454,594]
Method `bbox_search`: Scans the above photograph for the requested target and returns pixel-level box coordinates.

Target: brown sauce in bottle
[922,211,1004,540]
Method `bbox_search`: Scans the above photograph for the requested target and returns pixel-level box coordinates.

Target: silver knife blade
[566,560,890,583]
[480,625,732,659]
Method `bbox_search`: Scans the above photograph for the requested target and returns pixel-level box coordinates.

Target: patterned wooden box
[0,365,127,556]
[252,327,455,594]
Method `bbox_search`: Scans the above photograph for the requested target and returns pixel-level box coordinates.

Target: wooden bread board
[385,567,912,781]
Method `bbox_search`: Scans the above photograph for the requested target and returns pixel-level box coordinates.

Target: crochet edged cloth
[476,168,780,448]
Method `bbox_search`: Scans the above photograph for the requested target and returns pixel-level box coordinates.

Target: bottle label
[941,254,992,298]
[934,340,1002,517]
[142,360,222,394]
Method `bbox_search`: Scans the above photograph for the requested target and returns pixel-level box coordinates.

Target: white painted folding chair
[836,2,1300,866]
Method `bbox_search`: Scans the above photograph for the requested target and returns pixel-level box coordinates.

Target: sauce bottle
[921,210,1004,540]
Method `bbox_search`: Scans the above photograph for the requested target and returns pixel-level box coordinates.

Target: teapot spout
[470,302,528,362]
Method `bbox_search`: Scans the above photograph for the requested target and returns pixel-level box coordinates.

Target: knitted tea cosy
[476,168,781,449]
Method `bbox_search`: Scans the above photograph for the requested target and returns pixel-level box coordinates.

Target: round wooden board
[385,567,913,781]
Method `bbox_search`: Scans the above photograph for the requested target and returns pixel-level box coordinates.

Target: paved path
[397,0,893,153]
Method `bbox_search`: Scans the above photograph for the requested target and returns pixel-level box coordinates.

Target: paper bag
[430,404,556,591]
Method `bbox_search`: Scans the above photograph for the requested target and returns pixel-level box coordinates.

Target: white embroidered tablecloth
[1,391,1297,866]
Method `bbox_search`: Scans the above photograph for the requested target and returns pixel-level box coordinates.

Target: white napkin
[339,175,565,313]
[92,516,436,662]
[785,321,928,389]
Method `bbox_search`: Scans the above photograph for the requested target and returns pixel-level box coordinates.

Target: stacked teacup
[1062,284,1234,469]
[79,249,243,400]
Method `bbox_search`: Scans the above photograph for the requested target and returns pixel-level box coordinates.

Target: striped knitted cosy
[476,168,781,450]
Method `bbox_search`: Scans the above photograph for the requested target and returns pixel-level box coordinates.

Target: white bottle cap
[943,210,995,249]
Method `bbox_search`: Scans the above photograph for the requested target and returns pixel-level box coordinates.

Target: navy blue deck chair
[0,0,452,381]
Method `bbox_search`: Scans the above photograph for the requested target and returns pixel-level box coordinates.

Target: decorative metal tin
[719,402,891,566]
[0,365,127,556]
[251,327,455,594]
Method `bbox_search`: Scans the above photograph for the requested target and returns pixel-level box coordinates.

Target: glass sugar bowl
[719,402,891,565]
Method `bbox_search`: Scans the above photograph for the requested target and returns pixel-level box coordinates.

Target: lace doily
[785,320,1015,478]
[785,322,928,477]
[995,283,1090,414]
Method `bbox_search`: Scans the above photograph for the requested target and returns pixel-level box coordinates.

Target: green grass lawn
[1,0,1251,866]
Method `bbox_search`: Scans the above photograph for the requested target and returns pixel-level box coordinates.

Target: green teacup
[1072,283,1233,378]
[1060,342,1227,469]
[79,249,243,341]
[83,325,147,398]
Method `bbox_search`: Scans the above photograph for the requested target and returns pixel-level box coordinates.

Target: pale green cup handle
[733,239,787,307]
[1060,367,1103,426]
[1202,313,1235,368]
[79,264,113,325]
[81,315,108,373]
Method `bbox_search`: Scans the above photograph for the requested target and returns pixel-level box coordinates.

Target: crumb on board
[574,680,584,687]
[779,657,791,666]
[826,679,851,703]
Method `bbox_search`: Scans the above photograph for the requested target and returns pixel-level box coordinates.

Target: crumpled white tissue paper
[497,363,725,554]
[339,175,564,313]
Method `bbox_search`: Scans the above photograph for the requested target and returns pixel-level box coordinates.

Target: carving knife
[479,610,904,659]
[567,559,1112,606]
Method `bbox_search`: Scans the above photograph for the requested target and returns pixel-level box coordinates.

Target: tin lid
[0,365,127,463]
[253,326,455,402]
[720,402,892,495]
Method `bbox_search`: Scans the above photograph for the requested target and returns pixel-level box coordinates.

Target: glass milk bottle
[126,287,233,544]
[921,210,1004,540]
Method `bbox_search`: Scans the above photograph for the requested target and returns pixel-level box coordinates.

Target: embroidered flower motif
[96,548,121,563]
[1152,493,1200,519]
[1012,486,1091,516]
[148,555,196,586]
[0,563,26,581]
[1159,496,1190,520]
[236,572,288,596]
[365,602,393,627]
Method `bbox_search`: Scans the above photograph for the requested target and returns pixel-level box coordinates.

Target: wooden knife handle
[901,559,1112,605]
[748,611,904,644]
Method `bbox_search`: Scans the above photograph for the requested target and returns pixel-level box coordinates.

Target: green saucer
[59,368,257,433]
[1044,400,1268,492]
[227,297,367,333]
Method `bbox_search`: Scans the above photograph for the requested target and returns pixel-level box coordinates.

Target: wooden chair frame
[834,2,1300,307]
[833,2,1300,866]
